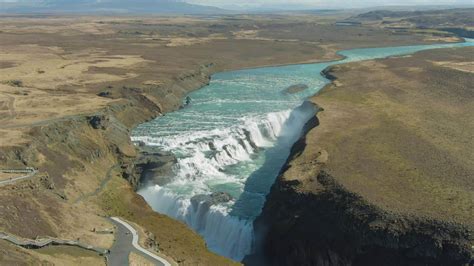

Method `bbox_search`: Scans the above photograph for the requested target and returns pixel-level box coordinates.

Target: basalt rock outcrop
[0,63,213,238]
[191,192,233,209]
[257,165,473,266]
[254,51,474,266]
[131,147,177,188]
[283,84,309,94]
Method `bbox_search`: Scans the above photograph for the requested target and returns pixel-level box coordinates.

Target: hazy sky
[1,0,472,9]
[186,0,473,9]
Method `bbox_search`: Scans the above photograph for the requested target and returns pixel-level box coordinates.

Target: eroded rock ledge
[0,63,236,265]
[258,166,473,265]
[255,48,474,266]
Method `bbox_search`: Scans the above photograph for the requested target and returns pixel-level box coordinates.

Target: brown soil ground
[258,46,473,266]
[0,13,462,264]
[0,172,17,181]
[0,241,106,265]
[306,46,473,225]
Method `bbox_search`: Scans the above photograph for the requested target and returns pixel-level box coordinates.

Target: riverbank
[132,37,474,263]
[0,63,239,265]
[257,46,474,265]
[0,13,467,264]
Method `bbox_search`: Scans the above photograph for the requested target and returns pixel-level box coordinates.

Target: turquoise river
[132,39,474,261]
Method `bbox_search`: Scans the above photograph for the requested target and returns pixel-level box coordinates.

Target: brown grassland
[0,11,467,264]
[294,46,474,226]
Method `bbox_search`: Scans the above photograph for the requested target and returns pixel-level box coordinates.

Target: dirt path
[0,113,85,129]
[0,231,108,255]
[73,164,119,205]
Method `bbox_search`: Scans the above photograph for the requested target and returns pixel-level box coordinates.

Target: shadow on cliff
[229,101,319,265]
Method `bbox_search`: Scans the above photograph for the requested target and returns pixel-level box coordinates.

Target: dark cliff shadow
[229,102,319,265]
[230,101,317,220]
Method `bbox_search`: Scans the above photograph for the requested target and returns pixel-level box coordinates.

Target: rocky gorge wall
[256,163,473,266]
[0,63,213,175]
[0,63,232,265]
[254,61,474,266]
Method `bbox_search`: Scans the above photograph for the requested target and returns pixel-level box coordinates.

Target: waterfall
[131,39,474,263]
[133,110,292,185]
[140,186,254,261]
[135,102,317,261]
[135,109,293,261]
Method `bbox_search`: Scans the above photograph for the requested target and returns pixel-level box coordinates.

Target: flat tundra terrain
[259,46,474,265]
[0,11,469,264]
[314,47,474,223]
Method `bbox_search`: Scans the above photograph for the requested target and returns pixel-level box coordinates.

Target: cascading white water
[132,39,474,262]
[137,110,294,261]
[140,186,255,260]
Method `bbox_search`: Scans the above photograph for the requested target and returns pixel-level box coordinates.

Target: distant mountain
[0,0,228,14]
[351,8,474,28]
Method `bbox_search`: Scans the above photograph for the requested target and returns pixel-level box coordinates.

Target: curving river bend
[132,39,474,261]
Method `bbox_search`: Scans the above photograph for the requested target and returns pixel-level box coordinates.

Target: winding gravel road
[108,217,171,266]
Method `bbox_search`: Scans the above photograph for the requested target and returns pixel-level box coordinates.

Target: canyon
[0,9,472,265]
[256,46,474,266]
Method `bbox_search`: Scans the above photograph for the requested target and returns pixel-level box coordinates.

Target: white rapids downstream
[132,39,474,261]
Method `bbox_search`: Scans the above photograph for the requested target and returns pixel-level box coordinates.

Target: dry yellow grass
[0,13,454,264]
[307,47,474,224]
[0,45,147,90]
[432,60,474,73]
[0,241,106,265]
[129,252,155,266]
[97,175,239,265]
[0,173,16,182]
[34,245,106,265]
[163,35,227,47]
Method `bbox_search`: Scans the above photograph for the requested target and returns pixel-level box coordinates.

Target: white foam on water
[136,110,294,261]
[140,186,254,261]
[133,40,474,262]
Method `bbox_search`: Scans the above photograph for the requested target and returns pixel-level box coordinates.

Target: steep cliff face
[256,48,474,266]
[258,163,473,266]
[122,64,213,189]
[0,64,234,265]
[0,63,212,188]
